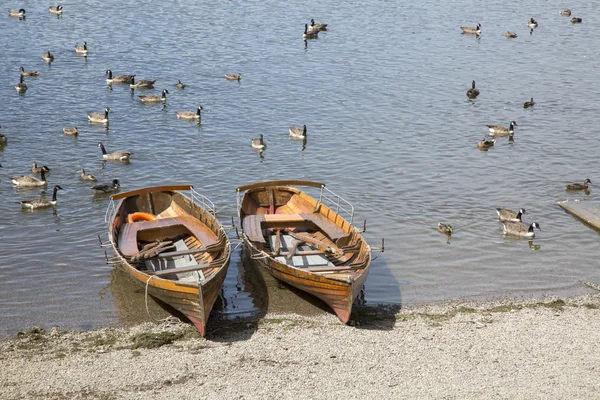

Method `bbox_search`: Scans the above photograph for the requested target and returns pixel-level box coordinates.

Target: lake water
[1,0,599,335]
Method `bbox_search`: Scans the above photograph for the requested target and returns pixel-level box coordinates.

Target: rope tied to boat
[144,275,159,321]
[250,250,270,260]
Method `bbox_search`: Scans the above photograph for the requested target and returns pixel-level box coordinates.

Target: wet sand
[1,293,599,399]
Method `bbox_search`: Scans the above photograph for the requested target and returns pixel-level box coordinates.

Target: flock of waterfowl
[4,5,321,210]
[439,9,589,240]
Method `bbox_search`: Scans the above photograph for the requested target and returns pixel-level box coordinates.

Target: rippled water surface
[1,0,600,335]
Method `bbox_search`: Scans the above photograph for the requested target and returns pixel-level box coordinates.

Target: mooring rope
[144,275,158,321]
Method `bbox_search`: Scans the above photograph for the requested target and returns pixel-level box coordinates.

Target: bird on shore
[63,127,78,136]
[8,9,26,18]
[496,208,526,222]
[571,17,582,23]
[487,121,517,136]
[505,31,518,38]
[88,108,110,124]
[251,134,267,151]
[15,75,27,93]
[42,51,55,62]
[523,98,535,109]
[461,23,481,35]
[139,89,168,104]
[437,223,453,235]
[19,66,39,77]
[97,142,132,161]
[303,24,318,39]
[49,5,63,15]
[560,10,571,16]
[502,221,540,238]
[477,137,495,150]
[76,169,97,181]
[566,179,591,191]
[12,168,47,187]
[289,125,307,139]
[92,179,120,194]
[75,41,88,55]
[176,80,185,89]
[130,76,156,89]
[176,106,203,121]
[31,162,50,174]
[466,80,480,99]
[527,18,538,28]
[225,73,241,81]
[106,70,135,84]
[309,18,328,32]
[20,185,63,209]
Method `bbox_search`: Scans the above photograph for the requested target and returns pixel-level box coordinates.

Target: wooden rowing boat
[236,180,371,323]
[103,185,231,336]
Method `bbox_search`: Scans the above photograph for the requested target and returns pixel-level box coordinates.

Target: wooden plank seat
[158,234,227,258]
[243,213,348,244]
[119,215,218,258]
[151,262,212,277]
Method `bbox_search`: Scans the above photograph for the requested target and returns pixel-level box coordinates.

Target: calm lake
[1,0,599,335]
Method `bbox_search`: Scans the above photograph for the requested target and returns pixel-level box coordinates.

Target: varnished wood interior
[238,183,371,323]
[107,185,231,337]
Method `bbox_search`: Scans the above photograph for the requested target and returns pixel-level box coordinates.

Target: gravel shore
[2,294,599,399]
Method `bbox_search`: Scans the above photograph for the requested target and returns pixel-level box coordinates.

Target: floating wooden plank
[557,200,600,230]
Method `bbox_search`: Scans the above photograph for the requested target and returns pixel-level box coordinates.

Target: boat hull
[237,181,371,323]
[105,185,231,336]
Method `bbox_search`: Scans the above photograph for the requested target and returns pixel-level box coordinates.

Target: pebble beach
[2,293,599,399]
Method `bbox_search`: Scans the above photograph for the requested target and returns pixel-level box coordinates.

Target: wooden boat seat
[243,213,348,244]
[151,262,211,277]
[119,215,218,258]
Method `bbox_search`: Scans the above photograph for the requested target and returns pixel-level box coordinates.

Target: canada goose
[76,169,97,181]
[571,17,582,23]
[466,80,480,99]
[505,31,518,38]
[106,70,135,84]
[225,73,241,81]
[460,23,481,35]
[19,66,39,77]
[139,89,168,103]
[496,208,526,222]
[476,137,495,149]
[31,162,50,174]
[12,168,47,187]
[92,179,120,194]
[42,51,54,62]
[487,121,517,136]
[75,41,88,55]
[523,98,535,109]
[63,127,78,136]
[437,223,453,235]
[251,134,267,150]
[20,185,63,209]
[303,24,318,39]
[560,10,571,16]
[566,178,591,191]
[289,125,307,139]
[309,18,328,31]
[97,142,132,161]
[502,221,541,238]
[176,106,203,121]
[15,75,27,93]
[8,9,26,17]
[176,80,185,89]
[49,5,63,15]
[527,18,538,28]
[88,108,110,124]
[129,76,156,89]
